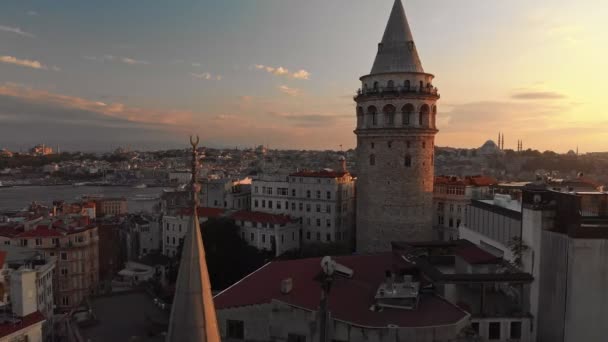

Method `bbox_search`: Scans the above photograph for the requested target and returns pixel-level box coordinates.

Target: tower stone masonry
[355,0,439,253]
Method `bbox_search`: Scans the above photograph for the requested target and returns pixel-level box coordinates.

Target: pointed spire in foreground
[371,0,424,74]
[166,136,220,342]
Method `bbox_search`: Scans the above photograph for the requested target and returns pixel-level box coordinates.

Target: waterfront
[0,185,163,212]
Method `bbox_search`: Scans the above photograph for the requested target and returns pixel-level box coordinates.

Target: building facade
[232,211,300,257]
[433,175,497,241]
[251,170,356,245]
[355,0,439,253]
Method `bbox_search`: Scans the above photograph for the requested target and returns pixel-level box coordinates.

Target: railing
[355,85,439,98]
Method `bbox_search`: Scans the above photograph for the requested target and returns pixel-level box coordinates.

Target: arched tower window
[432,105,437,128]
[419,81,423,91]
[419,104,430,127]
[356,106,364,127]
[383,104,395,126]
[373,81,379,90]
[367,106,377,126]
[405,80,410,90]
[404,155,412,167]
[387,80,394,89]
[402,104,414,126]
[369,154,376,166]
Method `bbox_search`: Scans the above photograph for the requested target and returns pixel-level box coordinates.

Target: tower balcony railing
[354,85,440,100]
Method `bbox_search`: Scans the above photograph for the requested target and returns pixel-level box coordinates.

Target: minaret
[354,0,439,252]
[166,136,220,342]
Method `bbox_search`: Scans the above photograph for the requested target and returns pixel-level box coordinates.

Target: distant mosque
[477,132,524,155]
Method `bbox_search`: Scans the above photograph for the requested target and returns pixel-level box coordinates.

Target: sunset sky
[1,0,607,152]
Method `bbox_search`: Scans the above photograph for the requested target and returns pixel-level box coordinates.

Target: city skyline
[1,0,606,152]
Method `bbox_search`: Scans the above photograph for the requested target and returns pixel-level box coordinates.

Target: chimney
[280,278,293,294]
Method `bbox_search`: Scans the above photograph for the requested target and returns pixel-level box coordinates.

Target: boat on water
[131,194,160,201]
[132,184,147,189]
[0,181,13,189]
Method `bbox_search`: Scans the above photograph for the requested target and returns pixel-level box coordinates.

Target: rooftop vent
[280,278,293,294]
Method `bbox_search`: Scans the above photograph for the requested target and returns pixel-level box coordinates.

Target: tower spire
[370,0,424,74]
[166,136,220,342]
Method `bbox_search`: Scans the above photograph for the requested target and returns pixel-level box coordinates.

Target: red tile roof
[0,225,21,238]
[289,170,348,179]
[16,226,63,238]
[214,253,468,328]
[0,311,45,338]
[179,207,226,218]
[230,211,294,225]
[455,245,501,265]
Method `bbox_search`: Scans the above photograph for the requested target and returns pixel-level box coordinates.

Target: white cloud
[121,57,149,65]
[191,72,222,81]
[0,25,35,38]
[278,85,300,96]
[0,55,46,69]
[84,55,149,65]
[292,69,310,80]
[254,64,311,80]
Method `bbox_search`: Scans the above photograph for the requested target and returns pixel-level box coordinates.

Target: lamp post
[318,256,335,342]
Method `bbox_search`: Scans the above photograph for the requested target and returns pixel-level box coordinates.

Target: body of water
[0,185,164,213]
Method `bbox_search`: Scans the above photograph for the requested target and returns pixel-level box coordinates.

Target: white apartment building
[201,177,252,210]
[232,211,300,257]
[0,246,55,340]
[251,169,356,245]
[161,208,225,257]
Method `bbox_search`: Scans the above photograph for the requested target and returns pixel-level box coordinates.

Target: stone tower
[355,0,439,253]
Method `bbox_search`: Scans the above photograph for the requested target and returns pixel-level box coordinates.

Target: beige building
[0,220,99,311]
[94,197,128,217]
[232,211,300,257]
[252,169,356,245]
[355,0,439,253]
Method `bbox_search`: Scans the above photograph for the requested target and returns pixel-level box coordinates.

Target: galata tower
[355,0,439,253]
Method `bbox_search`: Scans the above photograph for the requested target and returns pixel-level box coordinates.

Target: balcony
[354,85,440,101]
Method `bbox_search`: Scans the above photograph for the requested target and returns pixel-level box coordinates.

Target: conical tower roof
[370,0,424,74]
[166,137,220,342]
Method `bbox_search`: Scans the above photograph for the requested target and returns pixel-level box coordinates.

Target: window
[61,296,69,306]
[262,234,266,243]
[326,233,331,242]
[35,238,42,246]
[299,203,303,211]
[306,232,311,240]
[291,203,296,211]
[281,235,284,243]
[292,189,296,196]
[402,104,413,125]
[326,205,331,213]
[227,320,245,340]
[316,204,321,213]
[250,233,254,242]
[60,252,68,261]
[370,154,376,166]
[278,187,288,196]
[449,218,454,228]
[387,141,392,148]
[404,155,412,167]
[21,239,28,247]
[471,322,479,334]
[254,200,259,208]
[287,334,306,342]
[306,218,311,226]
[489,322,501,340]
[316,232,321,241]
[262,200,266,208]
[254,186,258,193]
[277,201,282,210]
[268,201,273,209]
[422,141,426,149]
[306,190,311,198]
[316,219,321,227]
[383,104,395,126]
[510,321,522,339]
[387,80,394,88]
[404,80,410,89]
[61,268,68,276]
[326,219,331,228]
[371,142,375,149]
[326,191,331,200]
[316,190,321,199]
[306,204,311,212]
